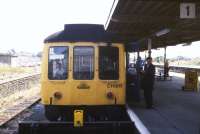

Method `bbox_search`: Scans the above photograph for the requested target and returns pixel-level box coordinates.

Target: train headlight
[54,92,62,100]
[106,91,114,100]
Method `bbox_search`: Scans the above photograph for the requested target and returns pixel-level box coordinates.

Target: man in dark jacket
[142,57,155,109]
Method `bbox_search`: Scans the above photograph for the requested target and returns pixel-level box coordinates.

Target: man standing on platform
[142,57,155,109]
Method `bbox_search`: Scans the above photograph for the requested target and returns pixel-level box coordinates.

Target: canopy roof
[106,0,200,51]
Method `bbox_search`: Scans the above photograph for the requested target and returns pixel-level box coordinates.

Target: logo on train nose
[107,82,123,88]
[77,82,90,89]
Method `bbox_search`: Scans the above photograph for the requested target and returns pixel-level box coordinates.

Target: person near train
[142,57,155,109]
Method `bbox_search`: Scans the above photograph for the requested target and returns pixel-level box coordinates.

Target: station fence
[155,65,200,74]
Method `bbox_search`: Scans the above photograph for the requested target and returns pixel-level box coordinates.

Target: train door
[96,45,126,105]
[70,45,97,105]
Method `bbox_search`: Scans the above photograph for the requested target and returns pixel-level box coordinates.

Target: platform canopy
[106,0,200,51]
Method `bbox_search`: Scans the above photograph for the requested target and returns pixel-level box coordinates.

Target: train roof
[44,24,124,43]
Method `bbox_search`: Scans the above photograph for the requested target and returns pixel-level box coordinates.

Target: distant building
[0,50,41,67]
[0,53,17,66]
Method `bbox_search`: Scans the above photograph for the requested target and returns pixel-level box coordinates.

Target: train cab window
[48,46,68,80]
[99,46,119,80]
[73,46,94,80]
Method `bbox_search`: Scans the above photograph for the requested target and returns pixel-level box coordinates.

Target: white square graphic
[180,3,196,19]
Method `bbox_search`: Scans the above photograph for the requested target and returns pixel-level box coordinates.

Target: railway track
[0,74,41,134]
[0,97,41,134]
[0,95,40,126]
[0,73,40,100]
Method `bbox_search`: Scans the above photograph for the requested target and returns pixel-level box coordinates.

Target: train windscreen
[73,46,94,80]
[48,46,68,80]
[99,46,119,80]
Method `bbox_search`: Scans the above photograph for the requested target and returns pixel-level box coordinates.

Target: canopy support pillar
[148,38,152,58]
[164,47,167,64]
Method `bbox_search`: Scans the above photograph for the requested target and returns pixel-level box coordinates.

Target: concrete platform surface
[130,72,200,134]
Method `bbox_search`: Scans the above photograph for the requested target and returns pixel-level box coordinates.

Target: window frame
[73,46,95,80]
[48,46,69,80]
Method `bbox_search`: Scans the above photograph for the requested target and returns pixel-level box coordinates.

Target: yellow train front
[17,24,138,134]
[41,24,127,122]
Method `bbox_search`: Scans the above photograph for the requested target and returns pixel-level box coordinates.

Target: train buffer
[18,121,137,134]
[17,106,143,134]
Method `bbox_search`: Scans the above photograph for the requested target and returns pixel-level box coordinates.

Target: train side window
[73,46,94,80]
[99,46,119,80]
[48,46,68,80]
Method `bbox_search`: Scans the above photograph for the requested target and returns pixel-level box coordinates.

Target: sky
[0,0,199,58]
[152,42,200,58]
[0,0,114,53]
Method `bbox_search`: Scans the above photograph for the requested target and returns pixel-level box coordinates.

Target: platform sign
[180,3,196,19]
[184,70,199,92]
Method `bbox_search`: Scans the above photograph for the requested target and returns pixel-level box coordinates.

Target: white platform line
[126,105,151,134]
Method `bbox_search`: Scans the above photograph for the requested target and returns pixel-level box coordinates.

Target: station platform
[129,72,200,134]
